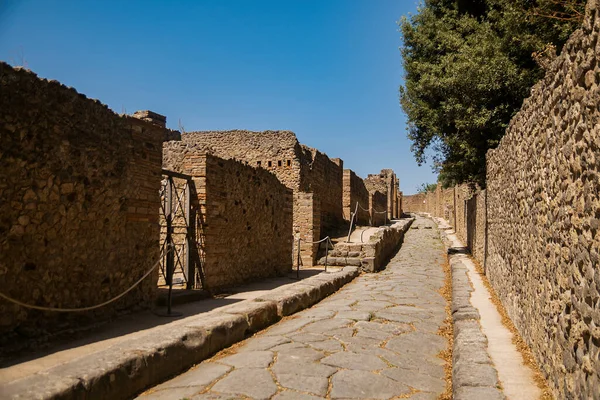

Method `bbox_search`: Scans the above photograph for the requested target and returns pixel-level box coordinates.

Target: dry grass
[437,256,453,400]
[471,257,554,400]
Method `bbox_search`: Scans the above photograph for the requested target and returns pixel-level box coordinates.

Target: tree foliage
[399,0,585,187]
[417,182,438,194]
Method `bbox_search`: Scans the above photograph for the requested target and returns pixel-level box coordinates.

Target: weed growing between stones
[471,256,553,400]
[437,256,453,400]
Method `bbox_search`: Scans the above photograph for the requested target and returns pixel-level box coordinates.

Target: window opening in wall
[257,161,261,167]
[268,161,272,167]
[286,160,291,167]
[278,160,282,167]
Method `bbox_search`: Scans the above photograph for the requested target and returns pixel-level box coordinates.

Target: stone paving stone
[321,351,388,370]
[143,216,450,400]
[147,363,232,392]
[237,335,291,352]
[272,391,325,400]
[300,318,353,333]
[210,369,278,400]
[334,310,372,321]
[276,373,329,396]
[330,370,411,399]
[218,351,274,368]
[276,346,325,362]
[382,368,446,393]
[272,359,337,377]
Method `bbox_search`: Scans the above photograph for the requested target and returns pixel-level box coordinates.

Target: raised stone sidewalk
[432,215,540,400]
[137,216,450,400]
[0,268,359,400]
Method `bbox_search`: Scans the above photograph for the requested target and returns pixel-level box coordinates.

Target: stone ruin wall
[370,190,388,226]
[343,169,370,226]
[177,130,302,190]
[0,62,163,338]
[485,2,600,396]
[299,146,345,236]
[170,131,344,266]
[402,193,426,213]
[454,184,473,245]
[365,170,399,220]
[163,144,293,289]
[466,190,487,266]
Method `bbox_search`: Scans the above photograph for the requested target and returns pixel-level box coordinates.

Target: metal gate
[159,169,205,290]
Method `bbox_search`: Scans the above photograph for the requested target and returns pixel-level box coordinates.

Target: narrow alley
[138,216,449,400]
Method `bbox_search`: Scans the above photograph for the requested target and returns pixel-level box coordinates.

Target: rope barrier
[356,202,386,214]
[297,236,331,244]
[0,246,172,313]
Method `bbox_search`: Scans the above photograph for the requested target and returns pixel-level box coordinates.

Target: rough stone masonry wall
[370,191,388,226]
[454,184,473,245]
[343,169,370,225]
[177,130,302,190]
[466,190,487,266]
[485,2,600,397]
[402,193,427,213]
[299,146,344,236]
[163,145,293,289]
[0,63,163,338]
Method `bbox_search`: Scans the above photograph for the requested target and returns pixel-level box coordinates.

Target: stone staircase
[317,218,414,272]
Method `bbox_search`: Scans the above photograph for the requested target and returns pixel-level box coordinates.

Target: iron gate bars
[159,169,204,290]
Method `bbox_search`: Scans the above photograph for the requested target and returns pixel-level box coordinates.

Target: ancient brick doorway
[159,169,205,290]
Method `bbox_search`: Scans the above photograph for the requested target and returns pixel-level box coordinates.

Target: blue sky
[0,0,437,194]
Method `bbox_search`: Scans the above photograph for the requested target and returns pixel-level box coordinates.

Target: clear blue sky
[0,0,437,194]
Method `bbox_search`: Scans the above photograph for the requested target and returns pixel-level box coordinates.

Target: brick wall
[402,193,427,213]
[370,191,387,226]
[299,146,344,236]
[163,145,293,289]
[343,169,370,225]
[0,63,164,338]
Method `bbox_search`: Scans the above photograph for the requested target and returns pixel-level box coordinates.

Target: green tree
[399,0,585,187]
[417,182,438,194]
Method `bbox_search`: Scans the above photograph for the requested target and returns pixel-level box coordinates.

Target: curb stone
[1,267,360,400]
[426,214,505,400]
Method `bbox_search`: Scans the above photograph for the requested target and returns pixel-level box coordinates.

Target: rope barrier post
[296,237,301,279]
[324,237,329,273]
[346,202,359,243]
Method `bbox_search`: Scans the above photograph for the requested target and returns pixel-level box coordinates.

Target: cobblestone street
[139,216,449,400]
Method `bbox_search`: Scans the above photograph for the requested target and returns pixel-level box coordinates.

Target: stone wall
[0,63,164,338]
[299,146,344,236]
[172,130,343,266]
[466,190,487,266]
[293,192,320,267]
[343,169,370,225]
[485,2,600,396]
[365,169,399,219]
[370,191,388,226]
[454,184,473,245]
[163,144,293,289]
[402,193,427,213]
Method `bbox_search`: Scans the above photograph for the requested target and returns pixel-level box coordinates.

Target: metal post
[324,238,329,273]
[184,181,195,290]
[296,237,301,279]
[166,178,175,315]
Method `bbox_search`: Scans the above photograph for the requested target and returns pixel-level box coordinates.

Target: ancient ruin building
[342,169,370,225]
[363,169,400,225]
[162,144,293,289]
[164,130,345,266]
